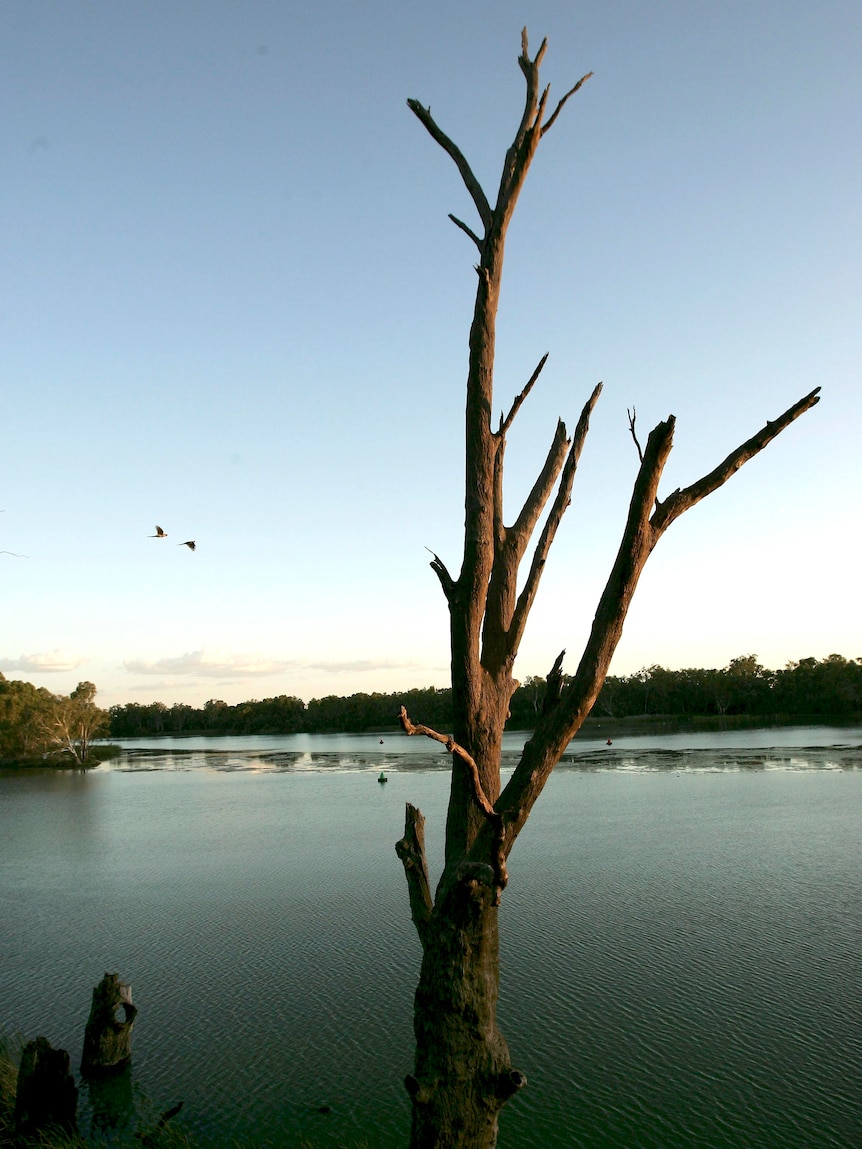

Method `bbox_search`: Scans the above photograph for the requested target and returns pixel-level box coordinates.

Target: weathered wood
[13,1036,78,1138]
[395,802,433,950]
[398,28,819,1148]
[81,971,137,1076]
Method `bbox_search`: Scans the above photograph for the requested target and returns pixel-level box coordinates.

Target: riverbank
[0,745,122,772]
[104,712,862,742]
[576,711,862,737]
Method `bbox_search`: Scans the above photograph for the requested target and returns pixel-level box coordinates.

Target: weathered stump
[81,972,137,1076]
[13,1036,78,1138]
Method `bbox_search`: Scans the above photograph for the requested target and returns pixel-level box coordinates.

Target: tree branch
[399,706,508,896]
[395,803,433,949]
[498,387,821,851]
[541,72,594,136]
[482,417,569,666]
[497,31,546,206]
[514,30,546,147]
[533,84,550,134]
[399,706,497,818]
[501,353,549,436]
[627,406,644,464]
[508,418,570,546]
[542,650,566,715]
[449,213,484,252]
[651,387,821,536]
[426,548,456,601]
[406,99,492,232]
[495,416,677,846]
[507,382,603,656]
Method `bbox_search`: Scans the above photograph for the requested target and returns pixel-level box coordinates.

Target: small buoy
[379,739,384,744]
[378,772,388,784]
[606,738,613,746]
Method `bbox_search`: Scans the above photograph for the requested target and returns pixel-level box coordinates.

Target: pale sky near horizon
[2,0,859,709]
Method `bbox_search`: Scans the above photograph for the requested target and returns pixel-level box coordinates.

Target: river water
[2,725,861,1148]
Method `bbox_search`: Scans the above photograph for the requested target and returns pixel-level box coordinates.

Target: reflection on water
[102,722,862,775]
[85,1066,134,1136]
[1,727,861,1148]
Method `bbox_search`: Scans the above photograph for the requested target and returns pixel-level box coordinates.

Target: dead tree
[81,972,137,1076]
[397,29,820,1149]
[13,1036,78,1138]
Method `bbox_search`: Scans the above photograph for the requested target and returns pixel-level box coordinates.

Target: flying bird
[179,540,196,551]
[150,526,167,538]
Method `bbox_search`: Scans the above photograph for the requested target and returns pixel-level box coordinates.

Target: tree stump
[13,1036,78,1138]
[81,972,137,1076]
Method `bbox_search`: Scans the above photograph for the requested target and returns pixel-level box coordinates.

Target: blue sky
[2,0,859,709]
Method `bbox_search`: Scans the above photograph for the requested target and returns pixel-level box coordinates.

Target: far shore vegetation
[3,655,860,765]
[0,678,119,769]
[105,653,862,737]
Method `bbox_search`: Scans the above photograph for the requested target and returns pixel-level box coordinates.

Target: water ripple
[3,749,861,1147]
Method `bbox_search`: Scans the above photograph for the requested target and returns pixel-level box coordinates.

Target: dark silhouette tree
[396,29,820,1149]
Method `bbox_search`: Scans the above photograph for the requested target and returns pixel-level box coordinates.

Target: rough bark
[13,1036,78,1138]
[398,29,819,1148]
[81,971,137,1076]
[406,887,523,1149]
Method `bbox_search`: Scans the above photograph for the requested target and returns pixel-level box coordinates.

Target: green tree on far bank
[0,675,55,759]
[43,681,109,766]
[0,674,109,765]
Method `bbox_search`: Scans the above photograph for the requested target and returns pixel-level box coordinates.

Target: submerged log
[13,1036,78,1137]
[81,972,138,1076]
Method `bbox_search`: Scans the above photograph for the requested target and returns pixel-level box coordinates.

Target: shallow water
[2,727,861,1147]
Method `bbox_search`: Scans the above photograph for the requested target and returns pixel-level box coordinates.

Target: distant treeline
[107,654,862,737]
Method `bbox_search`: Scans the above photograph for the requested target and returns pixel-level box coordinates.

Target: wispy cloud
[123,650,292,678]
[303,658,423,674]
[0,650,86,673]
[122,651,428,681]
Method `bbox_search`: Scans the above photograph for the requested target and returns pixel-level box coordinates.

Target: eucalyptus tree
[44,681,109,766]
[395,30,819,1149]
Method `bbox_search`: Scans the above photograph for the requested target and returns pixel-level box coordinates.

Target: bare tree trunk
[407,891,519,1149]
[397,29,819,1148]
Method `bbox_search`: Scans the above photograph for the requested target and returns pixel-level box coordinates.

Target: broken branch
[541,72,594,136]
[652,387,821,535]
[627,406,644,464]
[501,353,549,436]
[449,213,484,251]
[399,706,497,820]
[406,99,492,232]
[542,650,566,715]
[426,548,456,600]
[396,803,433,948]
[399,705,510,896]
[507,382,603,655]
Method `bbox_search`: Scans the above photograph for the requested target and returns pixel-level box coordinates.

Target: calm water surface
[2,726,861,1148]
